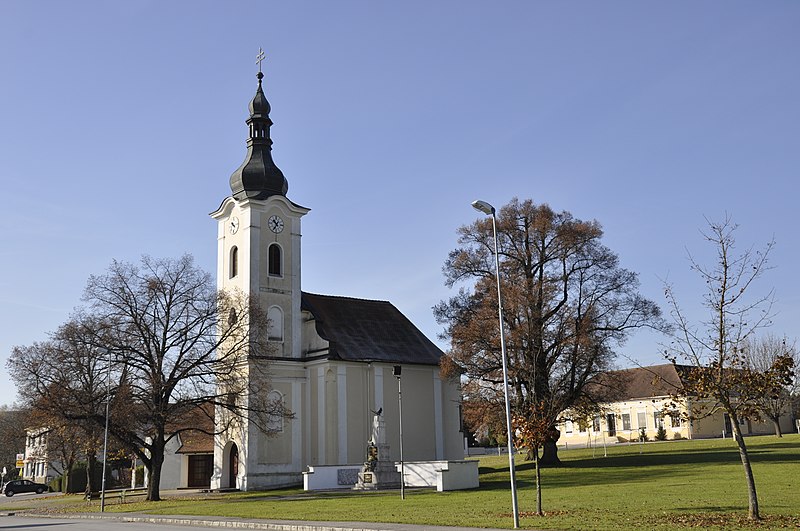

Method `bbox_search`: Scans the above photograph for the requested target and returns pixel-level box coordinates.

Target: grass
[3,434,799,529]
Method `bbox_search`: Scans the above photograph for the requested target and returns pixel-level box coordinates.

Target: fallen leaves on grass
[662,513,800,528]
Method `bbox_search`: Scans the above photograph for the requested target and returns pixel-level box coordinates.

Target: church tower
[210,66,309,490]
[211,69,309,359]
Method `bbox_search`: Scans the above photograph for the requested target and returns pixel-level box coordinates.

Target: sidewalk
[7,511,515,531]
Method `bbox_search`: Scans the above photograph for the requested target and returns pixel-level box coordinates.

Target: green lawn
[4,434,799,529]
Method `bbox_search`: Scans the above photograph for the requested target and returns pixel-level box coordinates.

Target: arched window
[267,306,283,341]
[230,246,238,278]
[268,244,282,277]
[228,308,238,327]
[267,390,284,432]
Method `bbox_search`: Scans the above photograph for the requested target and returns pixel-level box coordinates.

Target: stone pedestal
[353,442,400,490]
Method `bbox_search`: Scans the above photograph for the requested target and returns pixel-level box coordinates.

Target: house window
[606,414,617,436]
[230,246,238,278]
[267,306,283,341]
[592,416,601,432]
[578,418,588,433]
[621,413,631,431]
[637,411,647,430]
[654,411,664,429]
[268,244,282,277]
[565,420,573,434]
[669,410,682,428]
[228,308,238,327]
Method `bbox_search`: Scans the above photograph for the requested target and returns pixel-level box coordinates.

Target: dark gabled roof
[301,292,443,366]
[594,364,691,401]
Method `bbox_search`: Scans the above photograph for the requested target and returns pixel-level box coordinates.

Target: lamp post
[100,351,112,512]
[471,199,520,528]
[393,365,405,500]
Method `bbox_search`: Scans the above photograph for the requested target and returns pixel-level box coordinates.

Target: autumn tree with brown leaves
[0,406,27,482]
[436,198,663,466]
[26,411,102,495]
[664,217,794,521]
[513,401,555,516]
[9,254,289,501]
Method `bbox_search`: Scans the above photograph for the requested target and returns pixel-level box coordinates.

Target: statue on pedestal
[353,406,400,490]
[370,407,384,445]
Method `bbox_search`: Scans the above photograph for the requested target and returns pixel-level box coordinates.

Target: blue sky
[2,1,799,406]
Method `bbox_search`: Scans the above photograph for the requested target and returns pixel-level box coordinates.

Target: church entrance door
[229,443,239,489]
[187,454,213,488]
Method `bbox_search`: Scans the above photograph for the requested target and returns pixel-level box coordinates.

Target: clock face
[229,217,240,235]
[268,215,284,233]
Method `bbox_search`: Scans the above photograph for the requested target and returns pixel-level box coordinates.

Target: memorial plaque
[363,473,373,483]
[338,469,359,486]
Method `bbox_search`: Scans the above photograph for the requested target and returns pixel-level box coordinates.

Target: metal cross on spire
[256,48,266,73]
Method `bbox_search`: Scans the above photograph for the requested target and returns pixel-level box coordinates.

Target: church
[209,67,464,490]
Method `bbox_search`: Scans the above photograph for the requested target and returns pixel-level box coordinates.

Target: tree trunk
[85,451,96,500]
[539,427,562,466]
[146,440,164,502]
[63,458,74,493]
[730,415,760,520]
[770,417,782,438]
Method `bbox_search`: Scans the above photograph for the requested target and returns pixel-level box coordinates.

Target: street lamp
[393,365,405,500]
[100,351,112,512]
[471,199,520,528]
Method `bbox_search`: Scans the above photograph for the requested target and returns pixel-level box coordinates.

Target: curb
[13,512,506,531]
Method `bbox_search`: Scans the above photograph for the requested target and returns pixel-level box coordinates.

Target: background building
[558,364,795,446]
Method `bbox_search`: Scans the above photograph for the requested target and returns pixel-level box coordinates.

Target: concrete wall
[154,436,183,491]
[303,465,362,490]
[397,461,479,491]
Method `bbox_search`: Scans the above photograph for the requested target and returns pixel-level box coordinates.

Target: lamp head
[471,200,495,216]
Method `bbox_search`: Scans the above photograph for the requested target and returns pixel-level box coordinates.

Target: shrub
[64,462,106,493]
[638,427,649,442]
[655,425,668,441]
[66,463,87,493]
[48,476,62,492]
[673,432,683,440]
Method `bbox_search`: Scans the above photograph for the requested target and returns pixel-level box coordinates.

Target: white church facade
[209,69,464,490]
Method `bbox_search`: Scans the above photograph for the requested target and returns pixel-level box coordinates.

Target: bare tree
[436,198,663,468]
[664,216,793,521]
[9,254,289,501]
[743,335,799,437]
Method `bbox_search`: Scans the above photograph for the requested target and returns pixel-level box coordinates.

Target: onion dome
[229,71,288,200]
